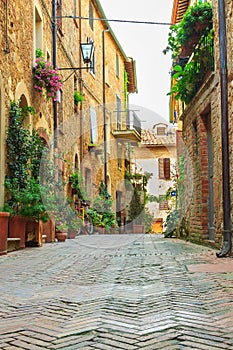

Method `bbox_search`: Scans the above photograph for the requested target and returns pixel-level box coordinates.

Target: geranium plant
[33,49,63,101]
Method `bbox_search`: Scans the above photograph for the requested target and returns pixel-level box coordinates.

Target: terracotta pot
[9,215,26,249]
[67,230,77,239]
[56,231,67,242]
[0,212,10,255]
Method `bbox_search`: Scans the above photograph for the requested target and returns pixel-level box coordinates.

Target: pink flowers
[33,57,63,101]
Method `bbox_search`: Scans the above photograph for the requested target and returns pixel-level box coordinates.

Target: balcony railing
[112,110,142,142]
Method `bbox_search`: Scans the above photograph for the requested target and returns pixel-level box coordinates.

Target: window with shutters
[35,6,43,55]
[116,95,121,130]
[116,53,120,77]
[89,2,94,30]
[158,158,170,180]
[159,196,169,210]
[117,143,122,169]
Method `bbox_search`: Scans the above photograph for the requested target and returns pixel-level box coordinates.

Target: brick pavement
[0,234,232,349]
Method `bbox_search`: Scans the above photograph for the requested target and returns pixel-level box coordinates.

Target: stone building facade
[137,125,177,233]
[0,0,139,227]
[170,0,233,249]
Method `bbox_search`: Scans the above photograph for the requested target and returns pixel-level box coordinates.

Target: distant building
[132,123,177,233]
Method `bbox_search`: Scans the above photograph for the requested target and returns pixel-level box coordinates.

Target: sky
[100,0,173,127]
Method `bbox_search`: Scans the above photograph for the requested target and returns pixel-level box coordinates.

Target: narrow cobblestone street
[0,234,233,349]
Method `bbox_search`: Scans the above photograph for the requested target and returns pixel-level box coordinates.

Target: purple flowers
[33,58,63,101]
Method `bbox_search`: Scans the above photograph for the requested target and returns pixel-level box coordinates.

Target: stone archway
[15,82,32,129]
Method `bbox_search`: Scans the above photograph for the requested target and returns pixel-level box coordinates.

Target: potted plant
[163,2,213,59]
[5,101,48,247]
[55,222,68,242]
[69,171,87,200]
[87,182,118,234]
[16,179,50,247]
[88,143,98,152]
[74,91,84,112]
[33,49,63,101]
[87,207,104,233]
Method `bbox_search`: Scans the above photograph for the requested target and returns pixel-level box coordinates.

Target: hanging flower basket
[33,55,63,101]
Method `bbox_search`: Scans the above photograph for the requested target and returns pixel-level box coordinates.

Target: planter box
[25,219,43,247]
[0,212,10,255]
[9,215,26,249]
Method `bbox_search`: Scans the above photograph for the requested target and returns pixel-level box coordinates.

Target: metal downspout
[102,29,109,187]
[52,0,58,152]
[216,0,232,257]
[78,0,84,176]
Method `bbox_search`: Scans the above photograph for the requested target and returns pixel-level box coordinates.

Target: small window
[35,7,43,55]
[116,53,120,77]
[89,2,94,30]
[158,158,170,180]
[159,196,168,210]
[116,95,121,130]
[157,127,166,135]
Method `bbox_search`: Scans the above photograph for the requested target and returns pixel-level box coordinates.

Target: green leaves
[5,100,46,216]
[163,2,213,60]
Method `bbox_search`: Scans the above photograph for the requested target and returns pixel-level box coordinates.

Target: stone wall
[0,0,135,222]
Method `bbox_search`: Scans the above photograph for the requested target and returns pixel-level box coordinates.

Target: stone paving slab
[0,234,232,349]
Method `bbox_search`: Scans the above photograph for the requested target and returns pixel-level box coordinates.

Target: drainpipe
[52,0,58,152]
[102,29,109,187]
[78,0,83,176]
[216,0,232,257]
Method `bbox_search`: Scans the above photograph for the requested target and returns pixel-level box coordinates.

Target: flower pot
[56,230,67,242]
[88,145,96,152]
[0,212,10,255]
[9,215,26,249]
[67,230,77,239]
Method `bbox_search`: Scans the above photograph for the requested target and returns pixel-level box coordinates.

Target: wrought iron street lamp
[80,42,94,64]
